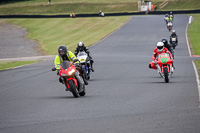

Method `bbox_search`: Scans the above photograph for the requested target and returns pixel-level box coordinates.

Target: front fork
[156,64,172,77]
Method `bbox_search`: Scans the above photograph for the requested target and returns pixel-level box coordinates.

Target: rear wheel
[68,80,79,98]
[163,67,169,83]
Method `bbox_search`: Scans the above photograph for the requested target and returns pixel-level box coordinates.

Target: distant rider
[169,30,178,44]
[169,11,174,20]
[54,45,88,85]
[149,42,173,70]
[74,42,94,72]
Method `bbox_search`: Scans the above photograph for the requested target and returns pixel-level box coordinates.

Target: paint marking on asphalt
[192,61,200,107]
[185,16,192,57]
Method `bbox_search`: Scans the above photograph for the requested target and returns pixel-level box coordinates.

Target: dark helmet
[78,41,85,51]
[161,39,168,46]
[58,45,67,56]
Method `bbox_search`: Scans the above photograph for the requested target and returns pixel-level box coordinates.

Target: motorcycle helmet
[157,42,164,51]
[161,39,168,46]
[170,11,173,15]
[78,41,85,51]
[172,30,176,34]
[58,45,67,56]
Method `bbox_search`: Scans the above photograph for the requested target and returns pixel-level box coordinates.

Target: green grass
[4,16,130,55]
[188,14,200,55]
[161,0,200,11]
[0,3,138,15]
[0,61,39,70]
[188,14,200,80]
[0,0,199,15]
[0,0,177,15]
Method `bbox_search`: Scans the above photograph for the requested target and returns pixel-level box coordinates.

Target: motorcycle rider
[164,14,169,24]
[161,38,174,59]
[169,11,174,20]
[74,41,95,72]
[169,30,178,44]
[149,42,173,70]
[54,45,88,85]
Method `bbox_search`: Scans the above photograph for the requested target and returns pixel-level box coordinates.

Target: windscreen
[60,60,71,70]
[77,52,87,56]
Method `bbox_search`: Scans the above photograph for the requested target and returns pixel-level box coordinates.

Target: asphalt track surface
[0,15,200,133]
[0,21,41,59]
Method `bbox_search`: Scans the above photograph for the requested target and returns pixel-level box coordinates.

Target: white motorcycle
[167,22,173,31]
[77,51,91,80]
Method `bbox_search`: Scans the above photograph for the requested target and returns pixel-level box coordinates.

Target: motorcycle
[171,37,177,49]
[164,16,168,24]
[77,51,91,80]
[52,60,86,98]
[167,22,173,31]
[156,53,174,83]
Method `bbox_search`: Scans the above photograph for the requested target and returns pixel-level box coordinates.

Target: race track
[0,15,200,133]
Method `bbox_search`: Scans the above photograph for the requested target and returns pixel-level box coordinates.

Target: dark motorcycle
[171,37,178,49]
[52,60,86,98]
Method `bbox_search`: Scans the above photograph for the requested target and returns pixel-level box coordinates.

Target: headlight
[61,73,67,76]
[68,69,75,75]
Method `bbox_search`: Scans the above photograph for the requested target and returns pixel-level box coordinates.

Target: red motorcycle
[52,60,86,98]
[156,53,174,83]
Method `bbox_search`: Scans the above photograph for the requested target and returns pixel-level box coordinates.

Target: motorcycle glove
[57,69,60,75]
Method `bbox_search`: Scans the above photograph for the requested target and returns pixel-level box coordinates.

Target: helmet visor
[157,46,163,50]
[59,50,66,56]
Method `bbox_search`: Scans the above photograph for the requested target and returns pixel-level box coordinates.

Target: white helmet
[157,42,164,51]
[172,30,176,34]
[78,41,84,47]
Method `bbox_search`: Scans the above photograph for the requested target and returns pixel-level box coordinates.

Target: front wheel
[163,67,169,83]
[68,80,79,98]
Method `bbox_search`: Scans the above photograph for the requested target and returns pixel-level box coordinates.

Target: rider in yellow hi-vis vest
[54,45,88,85]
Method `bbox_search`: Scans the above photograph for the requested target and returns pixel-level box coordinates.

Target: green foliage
[0,61,39,70]
[188,14,200,55]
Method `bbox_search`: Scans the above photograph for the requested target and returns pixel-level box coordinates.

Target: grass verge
[4,16,130,55]
[188,14,200,55]
[160,0,200,11]
[0,61,39,71]
[188,14,200,80]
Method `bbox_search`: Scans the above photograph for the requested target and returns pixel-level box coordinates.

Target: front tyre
[163,67,169,83]
[68,80,79,98]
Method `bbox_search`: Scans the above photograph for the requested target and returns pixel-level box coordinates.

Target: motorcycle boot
[90,60,94,72]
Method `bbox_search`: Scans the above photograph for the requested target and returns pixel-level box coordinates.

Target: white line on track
[192,61,200,107]
[186,15,200,107]
[185,16,192,57]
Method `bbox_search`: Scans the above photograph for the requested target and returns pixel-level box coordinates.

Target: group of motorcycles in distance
[164,12,174,31]
[151,13,178,83]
